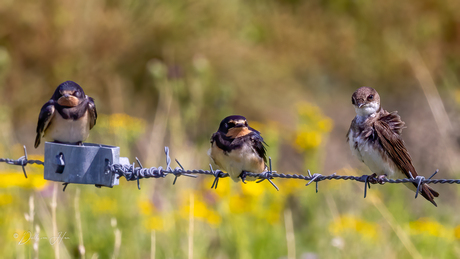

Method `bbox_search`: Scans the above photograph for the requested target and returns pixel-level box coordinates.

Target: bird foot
[239,171,249,184]
[377,174,388,185]
[367,173,378,184]
[367,173,387,185]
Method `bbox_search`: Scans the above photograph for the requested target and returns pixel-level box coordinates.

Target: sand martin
[347,86,439,206]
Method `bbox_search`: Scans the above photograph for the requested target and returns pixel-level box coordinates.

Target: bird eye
[367,94,374,100]
[224,123,228,128]
[74,91,80,97]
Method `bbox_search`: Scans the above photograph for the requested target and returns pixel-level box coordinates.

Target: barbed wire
[1,146,459,199]
[0,146,44,179]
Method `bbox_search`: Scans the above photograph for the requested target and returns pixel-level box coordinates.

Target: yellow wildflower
[144,216,164,231]
[0,193,13,206]
[241,181,265,198]
[294,131,322,150]
[211,177,231,198]
[180,191,222,226]
[409,217,453,240]
[329,215,379,241]
[90,196,118,214]
[294,102,334,151]
[0,172,47,190]
[138,199,155,215]
[318,118,334,132]
[93,113,146,142]
[454,225,460,239]
[229,194,250,214]
[276,177,304,196]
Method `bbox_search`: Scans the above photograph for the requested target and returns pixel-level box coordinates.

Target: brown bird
[347,86,439,206]
[208,115,267,182]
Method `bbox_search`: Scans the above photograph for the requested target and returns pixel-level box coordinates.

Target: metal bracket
[44,142,129,187]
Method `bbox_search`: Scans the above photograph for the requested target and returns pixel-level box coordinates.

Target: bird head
[52,81,85,107]
[218,115,254,138]
[351,86,381,117]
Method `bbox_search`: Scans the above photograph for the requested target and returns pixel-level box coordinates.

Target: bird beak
[358,103,364,108]
[235,122,245,128]
[57,94,79,107]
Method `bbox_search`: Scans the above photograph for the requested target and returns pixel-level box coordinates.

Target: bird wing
[373,112,415,179]
[34,101,55,148]
[87,96,97,129]
[210,132,232,152]
[249,132,267,164]
[374,111,438,205]
[381,111,406,134]
[211,130,267,162]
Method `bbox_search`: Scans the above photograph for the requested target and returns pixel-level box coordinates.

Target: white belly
[44,111,90,144]
[208,143,265,182]
[348,129,399,179]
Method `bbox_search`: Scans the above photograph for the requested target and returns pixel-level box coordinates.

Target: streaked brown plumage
[347,87,439,206]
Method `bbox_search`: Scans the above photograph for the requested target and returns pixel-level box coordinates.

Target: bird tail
[420,183,439,207]
[34,134,41,148]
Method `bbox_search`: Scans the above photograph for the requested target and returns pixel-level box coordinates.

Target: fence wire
[1,146,459,199]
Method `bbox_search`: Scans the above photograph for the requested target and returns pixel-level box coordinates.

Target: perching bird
[34,81,97,148]
[347,86,439,206]
[209,115,267,182]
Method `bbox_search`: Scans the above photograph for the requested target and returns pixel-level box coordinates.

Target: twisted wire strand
[0,157,45,166]
[0,146,44,178]
[1,146,459,197]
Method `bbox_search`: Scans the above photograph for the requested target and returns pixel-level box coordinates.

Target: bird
[34,81,97,148]
[347,86,439,206]
[208,115,267,182]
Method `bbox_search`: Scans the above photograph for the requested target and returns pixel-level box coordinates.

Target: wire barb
[428,170,439,180]
[209,164,225,189]
[414,176,425,199]
[0,145,45,179]
[306,173,321,193]
[256,157,279,191]
[1,146,459,201]
[135,158,143,190]
[360,175,373,198]
[134,162,140,190]
[172,159,183,185]
[20,146,28,178]
[171,158,198,185]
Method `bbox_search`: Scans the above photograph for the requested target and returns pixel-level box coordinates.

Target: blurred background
[1,0,460,258]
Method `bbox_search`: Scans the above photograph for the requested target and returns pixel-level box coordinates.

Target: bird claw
[367,173,378,184]
[377,174,387,185]
[366,173,387,185]
[239,171,248,184]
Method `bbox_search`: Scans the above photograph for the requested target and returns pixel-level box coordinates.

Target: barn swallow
[208,115,267,182]
[347,86,439,206]
[34,81,97,148]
